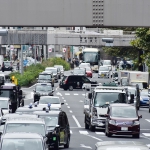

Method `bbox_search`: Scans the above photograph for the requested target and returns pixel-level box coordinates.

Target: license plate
[121,127,128,131]
[101,74,104,77]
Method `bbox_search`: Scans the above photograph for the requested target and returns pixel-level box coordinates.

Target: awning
[75,51,82,56]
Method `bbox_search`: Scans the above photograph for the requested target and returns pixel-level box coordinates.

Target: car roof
[6,118,45,124]
[2,132,43,139]
[0,97,9,100]
[46,67,56,69]
[4,83,16,86]
[33,111,60,115]
[95,141,148,150]
[36,83,52,86]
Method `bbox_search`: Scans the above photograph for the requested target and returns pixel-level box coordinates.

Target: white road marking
[82,94,85,96]
[70,110,73,113]
[70,127,84,128]
[65,93,70,95]
[80,144,92,149]
[31,92,34,99]
[79,131,89,135]
[79,100,83,102]
[74,93,78,95]
[62,97,64,99]
[142,133,150,136]
[64,100,66,102]
[87,134,103,141]
[72,115,81,127]
[145,119,150,122]
[141,129,150,130]
[56,92,62,96]
[95,132,105,135]
[66,103,68,105]
[67,106,70,108]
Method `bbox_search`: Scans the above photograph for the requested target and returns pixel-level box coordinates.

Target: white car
[98,66,109,78]
[79,63,90,68]
[38,96,64,109]
[0,97,10,114]
[54,65,64,76]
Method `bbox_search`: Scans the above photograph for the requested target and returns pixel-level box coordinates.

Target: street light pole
[20,45,23,75]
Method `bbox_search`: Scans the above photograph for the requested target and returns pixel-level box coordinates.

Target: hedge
[10,57,70,86]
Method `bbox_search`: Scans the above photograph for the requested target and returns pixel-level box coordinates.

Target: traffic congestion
[0,50,150,150]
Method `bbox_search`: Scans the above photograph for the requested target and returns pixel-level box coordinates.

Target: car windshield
[111,106,137,118]
[0,100,8,109]
[103,61,111,65]
[36,85,52,92]
[83,52,98,63]
[141,91,148,97]
[73,69,85,74]
[121,78,128,86]
[0,90,17,102]
[45,69,57,73]
[39,115,58,127]
[39,97,60,104]
[1,138,43,150]
[4,62,11,66]
[94,92,126,107]
[99,67,109,71]
[38,74,51,80]
[6,123,45,136]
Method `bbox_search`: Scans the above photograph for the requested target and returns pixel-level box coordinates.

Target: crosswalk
[70,129,150,137]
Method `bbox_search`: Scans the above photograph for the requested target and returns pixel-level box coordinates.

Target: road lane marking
[66,103,68,105]
[87,134,102,141]
[142,133,150,136]
[62,97,64,99]
[79,100,83,102]
[74,93,78,95]
[64,100,66,102]
[65,93,70,95]
[95,132,105,135]
[31,92,34,99]
[145,119,150,122]
[72,115,81,127]
[80,144,92,149]
[70,110,73,113]
[82,94,85,96]
[79,131,88,135]
[67,106,70,108]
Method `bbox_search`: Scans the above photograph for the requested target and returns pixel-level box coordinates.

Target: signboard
[10,45,14,50]
[48,47,52,52]
[63,48,66,53]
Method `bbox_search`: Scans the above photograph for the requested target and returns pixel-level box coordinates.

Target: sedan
[85,67,93,78]
[105,103,142,138]
[140,90,149,107]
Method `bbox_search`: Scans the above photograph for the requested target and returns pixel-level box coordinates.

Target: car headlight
[140,97,142,101]
[133,121,140,125]
[109,120,116,125]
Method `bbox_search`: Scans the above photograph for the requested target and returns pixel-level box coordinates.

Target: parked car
[1,61,13,72]
[54,65,64,76]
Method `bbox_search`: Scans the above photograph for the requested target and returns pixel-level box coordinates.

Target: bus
[82,48,100,72]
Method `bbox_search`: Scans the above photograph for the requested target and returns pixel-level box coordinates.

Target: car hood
[110,117,138,122]
[99,71,109,73]
[141,96,149,100]
[97,107,108,117]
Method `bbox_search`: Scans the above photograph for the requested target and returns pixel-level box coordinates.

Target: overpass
[0,0,149,27]
[0,30,135,46]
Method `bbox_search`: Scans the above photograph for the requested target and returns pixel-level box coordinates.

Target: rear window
[62,76,67,82]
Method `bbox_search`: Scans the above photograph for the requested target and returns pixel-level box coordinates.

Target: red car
[85,67,93,78]
[105,103,142,138]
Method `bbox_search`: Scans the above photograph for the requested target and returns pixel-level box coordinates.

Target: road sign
[48,47,52,52]
[63,48,66,53]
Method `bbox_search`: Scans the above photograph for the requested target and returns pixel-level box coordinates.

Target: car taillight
[63,78,68,84]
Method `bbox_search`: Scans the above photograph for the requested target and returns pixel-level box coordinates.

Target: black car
[33,83,54,102]
[1,61,13,72]
[33,109,70,150]
[59,75,97,91]
[37,72,55,87]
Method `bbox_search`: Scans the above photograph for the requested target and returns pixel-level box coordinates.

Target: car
[2,118,47,137]
[33,83,54,102]
[33,109,70,150]
[98,66,109,78]
[79,63,90,68]
[71,67,86,76]
[38,96,64,109]
[1,61,13,72]
[37,72,55,87]
[105,103,142,138]
[85,67,93,78]
[0,97,11,114]
[95,141,149,150]
[139,90,149,107]
[59,75,97,91]
[0,132,47,150]
[101,60,111,67]
[45,67,60,81]
[54,65,64,76]
[15,103,60,114]
[1,113,38,125]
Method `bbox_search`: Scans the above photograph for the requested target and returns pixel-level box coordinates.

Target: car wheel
[64,137,70,148]
[89,122,95,132]
[132,134,139,138]
[69,86,73,91]
[85,117,89,129]
[54,139,59,150]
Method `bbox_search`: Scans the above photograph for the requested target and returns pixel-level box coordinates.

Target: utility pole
[20,45,23,75]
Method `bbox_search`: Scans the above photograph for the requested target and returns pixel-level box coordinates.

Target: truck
[81,48,100,72]
[83,83,128,131]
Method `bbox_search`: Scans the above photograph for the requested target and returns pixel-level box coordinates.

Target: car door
[58,112,65,144]
[68,76,78,89]
[81,76,91,86]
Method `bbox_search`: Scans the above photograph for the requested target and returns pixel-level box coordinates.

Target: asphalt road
[22,71,150,150]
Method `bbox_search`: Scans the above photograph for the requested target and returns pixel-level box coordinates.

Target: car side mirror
[138,115,142,119]
[61,103,64,105]
[88,93,92,99]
